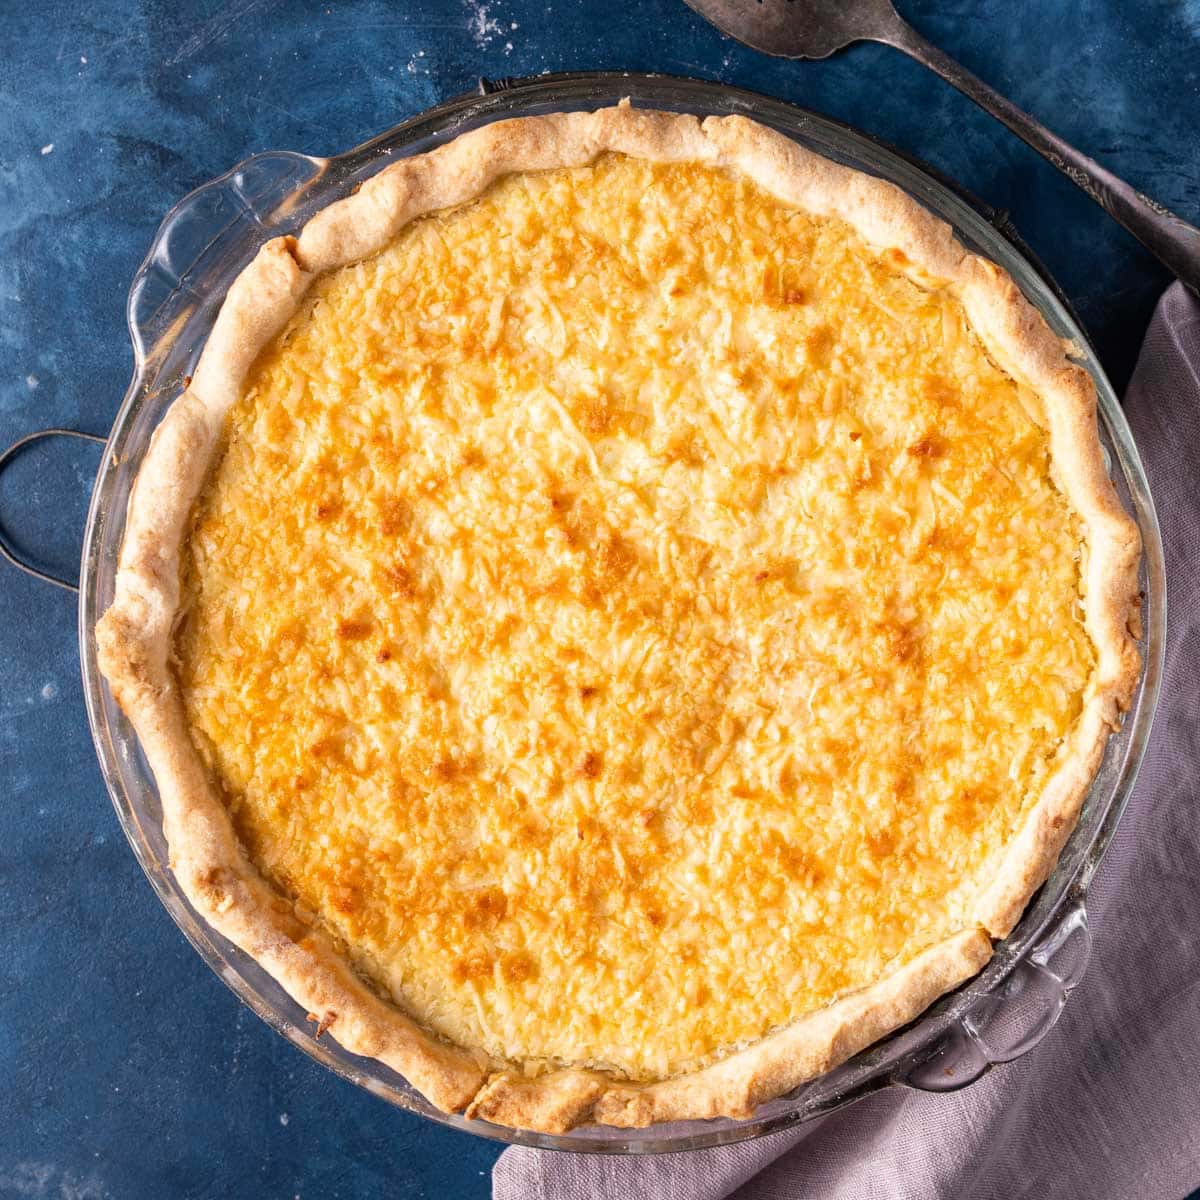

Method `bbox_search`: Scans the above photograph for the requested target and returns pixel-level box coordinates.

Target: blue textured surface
[1,3,1197,1198]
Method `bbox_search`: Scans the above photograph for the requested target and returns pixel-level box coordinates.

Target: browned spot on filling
[379,497,411,536]
[578,751,603,780]
[383,562,415,597]
[308,735,345,764]
[805,324,835,365]
[907,436,943,459]
[451,953,494,985]
[923,375,959,408]
[752,558,795,585]
[459,443,485,470]
[463,887,508,930]
[433,756,463,782]
[866,828,896,859]
[331,881,361,916]
[501,951,538,984]
[762,264,809,307]
[577,395,614,438]
[595,531,636,579]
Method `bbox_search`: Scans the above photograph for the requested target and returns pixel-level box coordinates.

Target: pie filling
[176,155,1093,1080]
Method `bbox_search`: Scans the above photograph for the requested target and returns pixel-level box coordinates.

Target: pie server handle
[875,14,1200,298]
[903,898,1092,1093]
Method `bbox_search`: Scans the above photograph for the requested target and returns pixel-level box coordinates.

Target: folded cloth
[494,282,1200,1200]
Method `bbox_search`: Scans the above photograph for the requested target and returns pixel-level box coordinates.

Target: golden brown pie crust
[96,103,1141,1133]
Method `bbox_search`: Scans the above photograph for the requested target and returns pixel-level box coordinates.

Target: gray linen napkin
[494,282,1200,1200]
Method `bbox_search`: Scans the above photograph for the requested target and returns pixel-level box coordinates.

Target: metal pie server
[684,0,1200,294]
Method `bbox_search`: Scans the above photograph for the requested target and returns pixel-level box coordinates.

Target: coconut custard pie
[97,104,1141,1133]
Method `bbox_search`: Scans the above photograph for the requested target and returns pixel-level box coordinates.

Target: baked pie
[97,104,1141,1133]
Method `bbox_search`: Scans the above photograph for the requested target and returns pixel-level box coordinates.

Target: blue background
[1,2,1197,1197]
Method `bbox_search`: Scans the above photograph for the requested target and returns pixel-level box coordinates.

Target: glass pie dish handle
[903,897,1092,1092]
[126,148,328,364]
[0,150,330,592]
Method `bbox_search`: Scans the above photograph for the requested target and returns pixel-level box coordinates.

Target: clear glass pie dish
[40,72,1165,1152]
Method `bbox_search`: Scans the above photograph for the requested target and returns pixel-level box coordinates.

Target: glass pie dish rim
[76,70,1166,1154]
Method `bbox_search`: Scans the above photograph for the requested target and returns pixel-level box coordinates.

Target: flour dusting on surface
[466,0,504,47]
[1177,0,1200,36]
[0,1163,106,1199]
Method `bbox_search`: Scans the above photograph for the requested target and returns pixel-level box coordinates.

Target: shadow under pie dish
[95,101,1142,1135]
